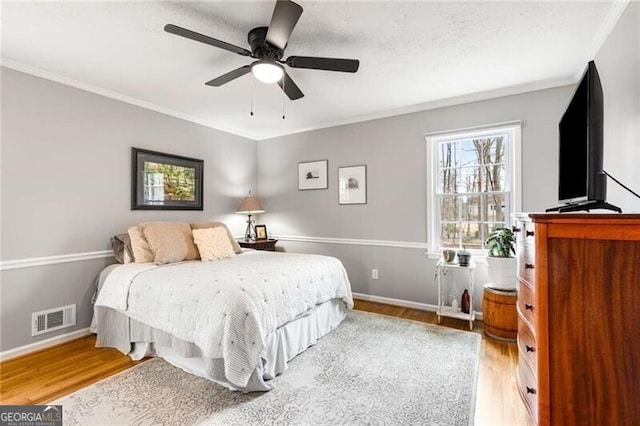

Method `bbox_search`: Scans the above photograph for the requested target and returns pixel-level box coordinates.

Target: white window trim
[425,121,522,259]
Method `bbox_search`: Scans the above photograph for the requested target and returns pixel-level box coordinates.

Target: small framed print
[298,160,328,190]
[255,224,268,240]
[339,165,367,205]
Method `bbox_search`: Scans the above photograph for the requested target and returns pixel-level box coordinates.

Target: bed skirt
[92,298,347,392]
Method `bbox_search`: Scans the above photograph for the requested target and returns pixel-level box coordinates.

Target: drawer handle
[525,304,534,311]
[526,345,535,353]
[512,226,521,233]
[525,263,535,269]
[526,387,537,395]
[526,230,534,237]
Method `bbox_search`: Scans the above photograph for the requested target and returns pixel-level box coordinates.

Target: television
[546,60,620,213]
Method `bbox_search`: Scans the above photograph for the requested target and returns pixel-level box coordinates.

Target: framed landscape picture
[131,147,203,210]
[339,165,367,205]
[298,160,328,190]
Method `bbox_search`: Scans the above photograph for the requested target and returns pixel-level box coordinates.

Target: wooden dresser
[512,213,640,426]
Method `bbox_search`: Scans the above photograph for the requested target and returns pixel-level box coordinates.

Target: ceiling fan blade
[265,0,303,50]
[277,71,304,100]
[286,56,360,73]
[205,66,251,86]
[165,24,251,57]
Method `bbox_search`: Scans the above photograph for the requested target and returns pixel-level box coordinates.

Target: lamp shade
[236,193,265,214]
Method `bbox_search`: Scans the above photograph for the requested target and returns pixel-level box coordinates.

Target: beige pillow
[192,227,236,261]
[190,222,242,254]
[141,222,199,265]
[128,225,154,263]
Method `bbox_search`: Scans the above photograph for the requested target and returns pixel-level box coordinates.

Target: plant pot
[486,256,517,290]
[457,251,471,267]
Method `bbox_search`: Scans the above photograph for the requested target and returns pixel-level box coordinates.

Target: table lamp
[236,191,265,241]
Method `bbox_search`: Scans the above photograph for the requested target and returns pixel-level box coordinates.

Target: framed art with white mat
[339,165,367,204]
[298,160,328,190]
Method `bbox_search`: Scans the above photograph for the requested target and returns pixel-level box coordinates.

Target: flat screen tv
[546,60,620,213]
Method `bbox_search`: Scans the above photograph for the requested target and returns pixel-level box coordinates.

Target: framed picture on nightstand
[255,225,268,240]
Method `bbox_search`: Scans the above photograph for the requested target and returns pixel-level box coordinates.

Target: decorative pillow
[128,225,154,263]
[141,221,199,265]
[190,222,242,254]
[192,227,236,261]
[111,233,134,264]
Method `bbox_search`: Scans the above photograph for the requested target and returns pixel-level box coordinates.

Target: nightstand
[238,239,278,252]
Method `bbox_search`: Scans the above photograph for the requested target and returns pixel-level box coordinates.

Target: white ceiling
[1,1,626,140]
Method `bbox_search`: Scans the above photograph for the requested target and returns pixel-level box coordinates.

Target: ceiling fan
[164,0,359,101]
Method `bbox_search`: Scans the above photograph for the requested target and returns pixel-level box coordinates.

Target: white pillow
[190,222,242,254]
[192,227,236,261]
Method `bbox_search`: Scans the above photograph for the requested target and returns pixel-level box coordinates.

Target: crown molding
[0,59,260,141]
[1,58,576,142]
[579,0,631,79]
[258,78,575,140]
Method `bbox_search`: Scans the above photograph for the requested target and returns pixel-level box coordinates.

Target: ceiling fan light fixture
[251,61,284,84]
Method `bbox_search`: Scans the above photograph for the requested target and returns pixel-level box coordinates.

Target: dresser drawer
[517,251,536,285]
[517,278,535,326]
[515,221,535,285]
[517,361,539,422]
[514,220,535,247]
[517,318,537,373]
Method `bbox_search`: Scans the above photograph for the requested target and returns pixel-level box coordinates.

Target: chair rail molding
[0,250,114,271]
[273,235,428,250]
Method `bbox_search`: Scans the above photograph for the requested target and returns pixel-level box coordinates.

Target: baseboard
[0,327,92,362]
[352,292,483,321]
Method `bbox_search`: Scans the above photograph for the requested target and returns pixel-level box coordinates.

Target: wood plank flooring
[0,299,530,425]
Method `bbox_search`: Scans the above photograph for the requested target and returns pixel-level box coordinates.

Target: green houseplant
[485,227,517,290]
[486,227,517,257]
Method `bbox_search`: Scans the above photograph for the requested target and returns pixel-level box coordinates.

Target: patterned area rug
[54,311,481,425]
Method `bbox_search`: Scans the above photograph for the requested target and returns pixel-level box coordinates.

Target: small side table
[238,239,278,252]
[436,259,476,330]
[482,284,518,342]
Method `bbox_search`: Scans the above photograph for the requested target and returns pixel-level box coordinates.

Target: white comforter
[94,250,353,388]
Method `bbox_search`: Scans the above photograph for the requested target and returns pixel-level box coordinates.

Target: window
[426,122,521,255]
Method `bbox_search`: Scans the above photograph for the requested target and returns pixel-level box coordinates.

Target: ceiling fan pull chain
[282,77,286,119]
[250,73,254,116]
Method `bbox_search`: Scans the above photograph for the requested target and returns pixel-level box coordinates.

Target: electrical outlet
[372,269,379,280]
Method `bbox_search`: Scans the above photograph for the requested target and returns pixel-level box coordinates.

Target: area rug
[54,310,481,425]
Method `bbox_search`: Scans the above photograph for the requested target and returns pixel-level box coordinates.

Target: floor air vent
[32,304,76,336]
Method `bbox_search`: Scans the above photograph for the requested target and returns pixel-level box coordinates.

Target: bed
[91,247,353,392]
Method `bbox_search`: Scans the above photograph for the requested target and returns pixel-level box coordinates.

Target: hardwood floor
[0,335,141,405]
[0,299,530,425]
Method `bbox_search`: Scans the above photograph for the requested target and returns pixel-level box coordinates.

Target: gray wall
[595,2,640,212]
[257,3,640,312]
[257,86,575,309]
[0,68,257,352]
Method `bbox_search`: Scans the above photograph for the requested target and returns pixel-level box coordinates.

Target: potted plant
[485,227,517,290]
